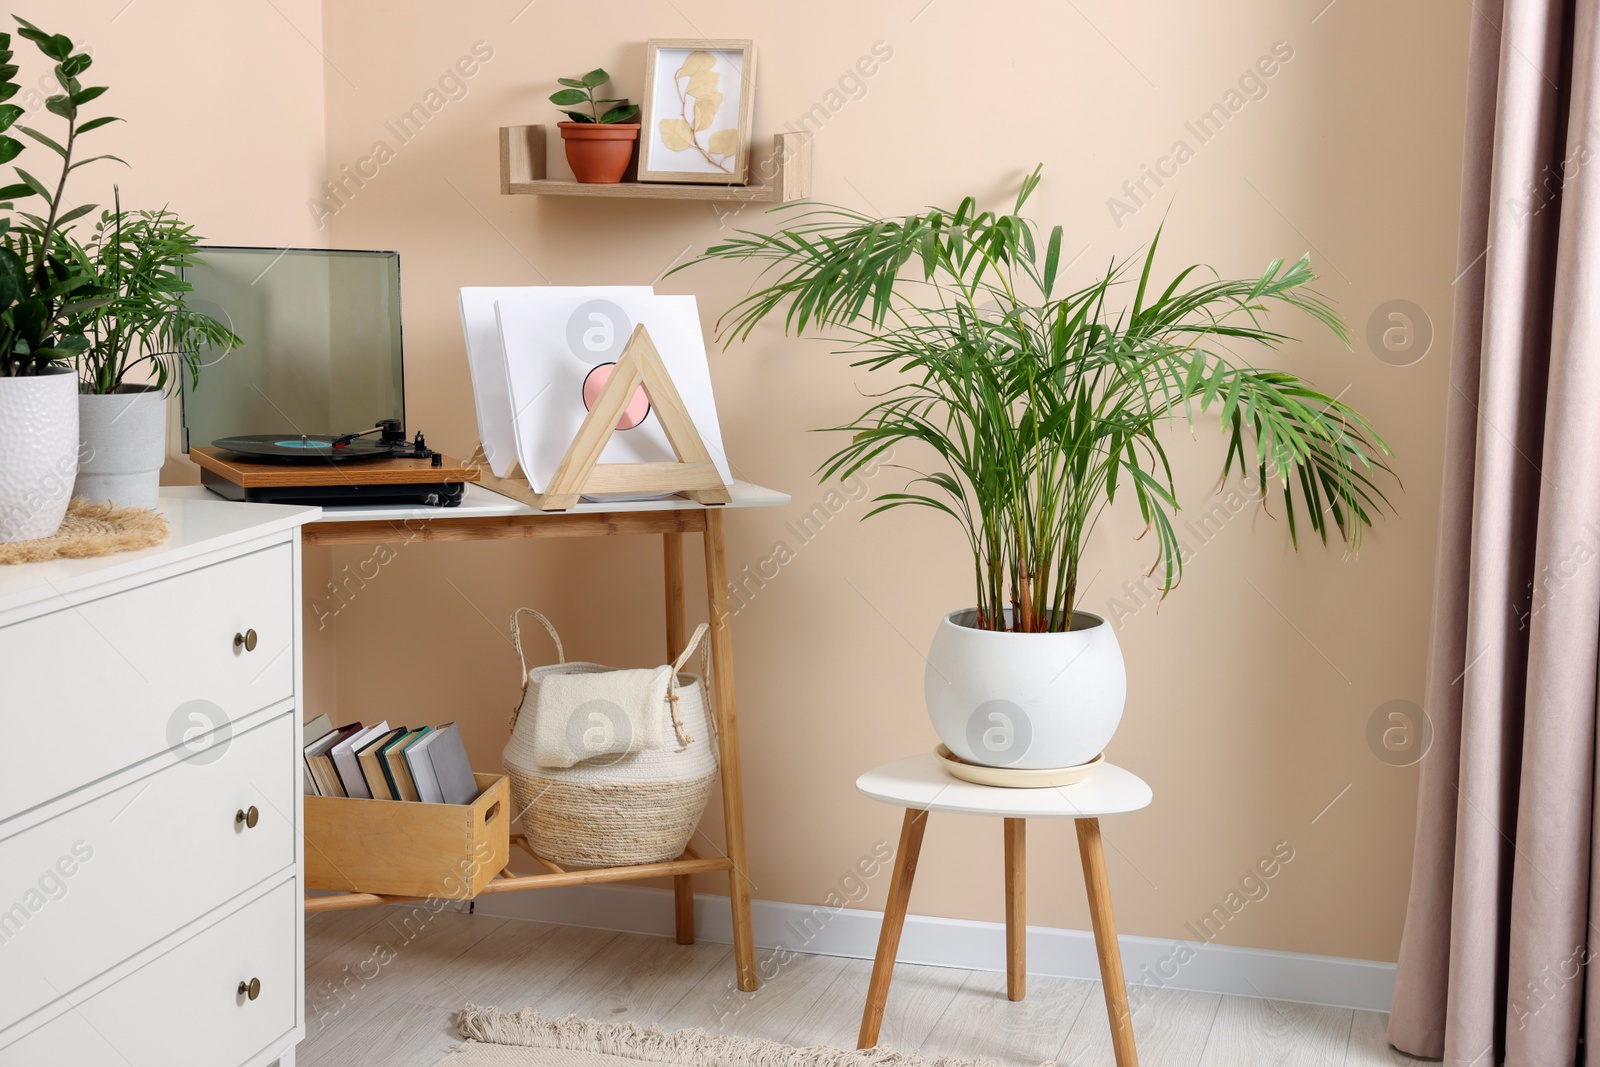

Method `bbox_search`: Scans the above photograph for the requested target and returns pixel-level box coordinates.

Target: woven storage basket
[502,609,718,868]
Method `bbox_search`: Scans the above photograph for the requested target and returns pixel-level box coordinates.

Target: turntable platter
[211,434,406,463]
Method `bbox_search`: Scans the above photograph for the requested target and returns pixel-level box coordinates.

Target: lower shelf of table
[303,834,731,913]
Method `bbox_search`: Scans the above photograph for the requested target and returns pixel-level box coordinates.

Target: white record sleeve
[486,288,732,495]
[459,286,654,479]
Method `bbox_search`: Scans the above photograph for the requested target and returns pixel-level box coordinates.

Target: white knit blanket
[531,665,670,768]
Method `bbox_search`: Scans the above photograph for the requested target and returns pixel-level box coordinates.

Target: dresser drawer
[0,542,294,816]
[0,714,295,1031]
[0,878,298,1066]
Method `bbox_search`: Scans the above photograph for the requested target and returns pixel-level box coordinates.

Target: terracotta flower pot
[559,122,640,184]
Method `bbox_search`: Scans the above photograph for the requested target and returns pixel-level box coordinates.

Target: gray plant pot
[0,367,80,542]
[75,387,167,510]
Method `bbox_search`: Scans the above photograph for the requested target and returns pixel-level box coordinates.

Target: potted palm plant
[684,169,1396,770]
[62,202,238,508]
[0,19,115,542]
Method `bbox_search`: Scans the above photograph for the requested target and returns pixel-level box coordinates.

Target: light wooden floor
[299,907,1427,1067]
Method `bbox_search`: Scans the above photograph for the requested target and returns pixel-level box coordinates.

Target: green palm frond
[675,167,1395,632]
[59,204,239,394]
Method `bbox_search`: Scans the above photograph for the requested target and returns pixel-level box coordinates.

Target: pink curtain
[1389,0,1600,1063]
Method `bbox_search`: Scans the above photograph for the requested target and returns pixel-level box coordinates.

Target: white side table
[855,754,1153,1067]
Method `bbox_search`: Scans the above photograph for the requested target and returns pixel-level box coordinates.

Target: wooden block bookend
[470,323,731,511]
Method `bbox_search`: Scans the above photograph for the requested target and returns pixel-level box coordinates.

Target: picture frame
[638,38,756,185]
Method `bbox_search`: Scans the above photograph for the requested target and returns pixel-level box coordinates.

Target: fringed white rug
[444,1007,1018,1067]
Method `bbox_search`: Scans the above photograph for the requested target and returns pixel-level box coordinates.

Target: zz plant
[682,169,1396,632]
[0,17,120,377]
[549,69,639,124]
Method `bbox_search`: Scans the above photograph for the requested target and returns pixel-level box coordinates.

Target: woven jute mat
[0,498,168,565]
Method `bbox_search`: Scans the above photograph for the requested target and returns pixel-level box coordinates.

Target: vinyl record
[212,434,403,463]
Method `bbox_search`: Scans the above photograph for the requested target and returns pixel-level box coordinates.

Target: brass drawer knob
[235,806,259,829]
[233,629,258,652]
[238,977,261,1001]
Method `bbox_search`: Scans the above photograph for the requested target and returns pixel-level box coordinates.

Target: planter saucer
[934,744,1104,789]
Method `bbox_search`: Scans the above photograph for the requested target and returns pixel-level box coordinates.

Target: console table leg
[703,511,757,990]
[664,531,696,947]
[1076,817,1139,1067]
[664,530,687,656]
[1004,817,1026,1002]
[858,807,928,1050]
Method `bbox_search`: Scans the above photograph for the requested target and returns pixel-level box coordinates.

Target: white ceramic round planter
[0,367,80,542]
[924,608,1126,769]
[76,387,166,510]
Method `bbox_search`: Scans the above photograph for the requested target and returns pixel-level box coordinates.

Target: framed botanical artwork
[638,39,756,185]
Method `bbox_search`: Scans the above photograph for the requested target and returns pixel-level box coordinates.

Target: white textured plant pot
[0,368,80,543]
[925,608,1127,769]
[75,387,166,510]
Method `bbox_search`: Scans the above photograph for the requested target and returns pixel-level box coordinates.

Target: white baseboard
[471,884,1394,1013]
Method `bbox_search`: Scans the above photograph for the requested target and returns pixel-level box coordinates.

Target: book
[425,723,479,806]
[306,724,360,798]
[309,722,477,805]
[357,727,407,800]
[302,714,335,795]
[331,721,389,799]
[404,729,446,803]
[326,722,374,797]
[383,726,430,802]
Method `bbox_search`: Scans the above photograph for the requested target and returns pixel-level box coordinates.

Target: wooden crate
[305,773,510,900]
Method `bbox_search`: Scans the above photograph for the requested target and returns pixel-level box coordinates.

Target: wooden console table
[169,481,788,993]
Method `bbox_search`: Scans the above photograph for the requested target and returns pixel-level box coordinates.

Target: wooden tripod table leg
[858,808,928,1050]
[1004,817,1026,1002]
[702,511,758,990]
[663,531,695,947]
[1075,817,1139,1067]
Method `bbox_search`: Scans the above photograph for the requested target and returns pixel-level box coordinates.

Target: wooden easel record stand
[467,324,731,511]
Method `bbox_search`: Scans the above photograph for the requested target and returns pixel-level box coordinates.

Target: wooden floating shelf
[500,125,810,203]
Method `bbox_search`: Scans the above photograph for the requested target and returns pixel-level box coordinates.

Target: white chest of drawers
[0,495,320,1067]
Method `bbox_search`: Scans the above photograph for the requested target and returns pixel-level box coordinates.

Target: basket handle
[665,624,710,750]
[701,637,717,746]
[511,608,565,688]
[671,623,708,675]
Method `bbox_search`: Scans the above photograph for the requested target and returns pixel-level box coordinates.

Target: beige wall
[310,0,1471,963]
[9,0,328,246]
[64,0,1469,963]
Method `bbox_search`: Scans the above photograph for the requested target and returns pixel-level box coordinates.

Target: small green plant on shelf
[549,69,638,124]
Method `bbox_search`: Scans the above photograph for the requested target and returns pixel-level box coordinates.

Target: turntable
[179,246,480,509]
[192,420,480,507]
